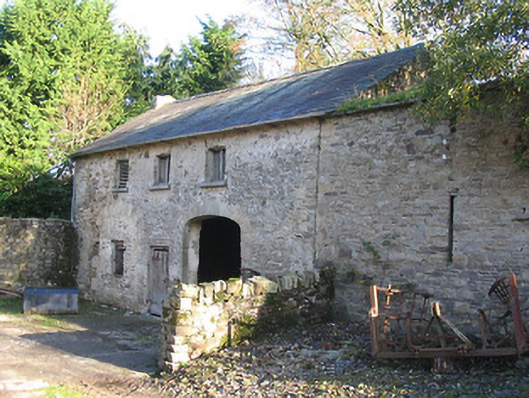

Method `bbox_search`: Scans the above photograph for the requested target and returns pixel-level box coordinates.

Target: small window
[206,147,226,183]
[116,160,129,190]
[155,154,170,185]
[112,240,126,276]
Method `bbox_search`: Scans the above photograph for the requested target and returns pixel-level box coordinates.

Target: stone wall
[0,218,76,290]
[160,272,332,370]
[73,120,320,311]
[316,105,529,326]
[73,100,529,326]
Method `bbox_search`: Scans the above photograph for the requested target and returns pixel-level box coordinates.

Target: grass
[0,296,123,316]
[338,89,418,112]
[0,296,22,314]
[31,315,69,329]
[0,296,126,331]
[40,385,84,397]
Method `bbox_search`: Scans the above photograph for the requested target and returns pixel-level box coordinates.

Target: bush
[0,173,73,220]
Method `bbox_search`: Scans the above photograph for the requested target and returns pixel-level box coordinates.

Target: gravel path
[135,322,529,397]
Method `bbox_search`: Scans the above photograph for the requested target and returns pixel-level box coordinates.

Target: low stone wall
[0,218,77,290]
[160,271,332,370]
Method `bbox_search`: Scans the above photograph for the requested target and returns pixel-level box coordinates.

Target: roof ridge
[171,43,424,104]
[73,43,424,158]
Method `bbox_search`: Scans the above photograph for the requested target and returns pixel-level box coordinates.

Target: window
[115,160,129,190]
[155,154,170,185]
[112,240,126,276]
[205,147,226,183]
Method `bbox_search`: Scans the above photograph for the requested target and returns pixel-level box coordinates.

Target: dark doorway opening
[198,217,241,283]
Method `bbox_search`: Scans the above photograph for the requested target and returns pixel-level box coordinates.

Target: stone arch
[182,215,242,284]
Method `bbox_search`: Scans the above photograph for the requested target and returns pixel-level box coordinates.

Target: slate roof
[73,44,423,158]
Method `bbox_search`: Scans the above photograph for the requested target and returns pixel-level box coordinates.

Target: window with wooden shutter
[116,160,129,189]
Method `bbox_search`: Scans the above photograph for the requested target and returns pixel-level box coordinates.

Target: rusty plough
[369,274,527,358]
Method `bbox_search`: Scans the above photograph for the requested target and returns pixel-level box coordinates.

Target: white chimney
[151,95,176,110]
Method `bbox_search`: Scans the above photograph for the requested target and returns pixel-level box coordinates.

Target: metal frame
[369,274,527,359]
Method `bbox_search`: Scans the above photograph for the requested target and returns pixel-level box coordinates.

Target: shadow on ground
[0,296,162,375]
[20,313,161,374]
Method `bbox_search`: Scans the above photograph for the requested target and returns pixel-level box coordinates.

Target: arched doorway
[197,217,241,283]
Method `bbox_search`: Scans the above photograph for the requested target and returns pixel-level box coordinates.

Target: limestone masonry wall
[73,102,529,325]
[0,218,76,290]
[73,120,320,311]
[316,107,529,324]
[160,272,332,370]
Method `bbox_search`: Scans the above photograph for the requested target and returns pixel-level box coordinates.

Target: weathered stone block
[0,218,76,290]
[241,281,255,298]
[202,283,215,300]
[180,284,200,299]
[179,297,193,311]
[278,274,298,291]
[169,351,190,364]
[213,280,227,293]
[168,336,188,346]
[23,287,78,315]
[226,279,242,295]
[172,325,195,336]
[250,276,278,295]
[160,271,332,371]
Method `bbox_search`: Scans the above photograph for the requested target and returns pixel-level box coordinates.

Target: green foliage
[362,240,381,260]
[0,0,147,195]
[41,385,83,397]
[0,2,246,199]
[339,89,418,112]
[145,45,180,98]
[0,297,22,315]
[145,19,245,99]
[45,224,77,287]
[0,172,72,219]
[396,0,529,163]
[178,19,245,97]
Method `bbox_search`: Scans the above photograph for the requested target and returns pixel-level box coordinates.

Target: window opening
[448,195,455,263]
[156,155,170,185]
[206,147,226,182]
[116,160,129,189]
[112,240,126,276]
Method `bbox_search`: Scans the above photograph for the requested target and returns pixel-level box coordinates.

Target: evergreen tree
[0,0,145,195]
[145,19,245,99]
[177,19,245,97]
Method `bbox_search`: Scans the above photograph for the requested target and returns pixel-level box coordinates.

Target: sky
[111,0,292,77]
[0,0,254,58]
[111,0,253,58]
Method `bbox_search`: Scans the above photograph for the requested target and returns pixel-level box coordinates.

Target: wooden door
[148,247,169,316]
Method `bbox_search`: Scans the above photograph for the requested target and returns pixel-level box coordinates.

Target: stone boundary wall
[0,218,76,290]
[316,107,529,326]
[160,271,332,370]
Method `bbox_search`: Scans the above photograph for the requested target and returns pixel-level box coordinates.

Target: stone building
[72,44,528,321]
